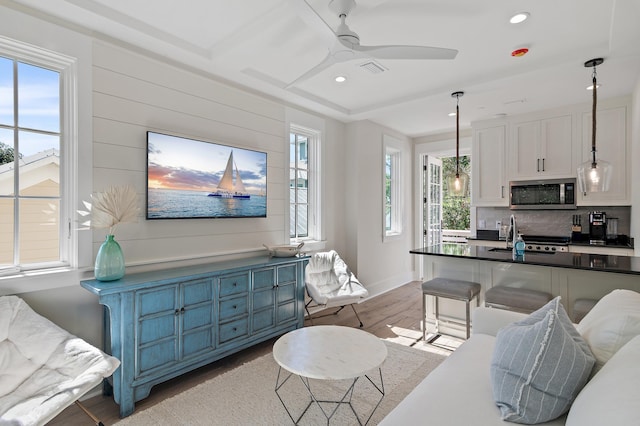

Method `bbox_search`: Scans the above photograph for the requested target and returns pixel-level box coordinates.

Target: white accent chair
[304,250,369,327]
[0,295,120,426]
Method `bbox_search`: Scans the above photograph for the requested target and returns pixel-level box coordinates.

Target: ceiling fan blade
[295,0,338,46]
[349,42,458,60]
[285,51,337,88]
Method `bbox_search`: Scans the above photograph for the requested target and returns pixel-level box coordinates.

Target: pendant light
[577,58,611,194]
[446,91,469,197]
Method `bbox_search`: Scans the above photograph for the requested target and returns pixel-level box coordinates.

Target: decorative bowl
[263,242,304,258]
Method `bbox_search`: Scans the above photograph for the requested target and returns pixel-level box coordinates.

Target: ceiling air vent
[359,61,387,74]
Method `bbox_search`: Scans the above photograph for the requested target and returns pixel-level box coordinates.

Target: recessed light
[510,12,529,24]
[334,75,347,83]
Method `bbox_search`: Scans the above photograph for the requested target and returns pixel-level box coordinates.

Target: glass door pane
[423,155,443,247]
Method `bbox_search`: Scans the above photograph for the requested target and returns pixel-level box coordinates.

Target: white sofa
[380,289,640,425]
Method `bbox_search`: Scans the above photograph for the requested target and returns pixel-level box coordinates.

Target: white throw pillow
[566,334,640,426]
[491,297,595,424]
[576,289,640,372]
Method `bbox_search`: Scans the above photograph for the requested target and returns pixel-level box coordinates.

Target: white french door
[423,155,443,247]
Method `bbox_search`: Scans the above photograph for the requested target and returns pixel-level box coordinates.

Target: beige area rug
[114,340,447,425]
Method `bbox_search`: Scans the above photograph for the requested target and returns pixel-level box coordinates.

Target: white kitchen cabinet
[509,115,573,180]
[472,124,508,206]
[578,105,629,205]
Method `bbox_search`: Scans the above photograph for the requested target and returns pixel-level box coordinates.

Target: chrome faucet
[507,214,517,248]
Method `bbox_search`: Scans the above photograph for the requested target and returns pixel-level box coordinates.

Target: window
[289,126,320,241]
[0,39,77,274]
[384,137,402,240]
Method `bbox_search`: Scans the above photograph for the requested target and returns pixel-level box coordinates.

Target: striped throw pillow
[490,297,595,424]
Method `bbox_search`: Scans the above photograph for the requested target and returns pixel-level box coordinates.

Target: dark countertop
[468,235,633,249]
[410,243,640,276]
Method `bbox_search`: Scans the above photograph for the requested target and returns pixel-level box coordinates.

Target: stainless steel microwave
[509,178,577,210]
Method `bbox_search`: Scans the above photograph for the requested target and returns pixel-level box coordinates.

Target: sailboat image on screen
[208,151,251,199]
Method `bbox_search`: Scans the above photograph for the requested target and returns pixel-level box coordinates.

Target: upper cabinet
[509,115,573,180]
[578,105,629,206]
[471,97,630,208]
[472,124,508,206]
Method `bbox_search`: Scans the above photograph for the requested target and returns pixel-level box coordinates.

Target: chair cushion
[0,295,120,426]
[576,289,640,373]
[490,297,595,424]
[305,251,368,306]
[306,251,341,293]
[421,278,480,301]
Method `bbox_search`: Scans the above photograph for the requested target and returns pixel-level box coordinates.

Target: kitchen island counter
[413,243,640,338]
[411,243,640,275]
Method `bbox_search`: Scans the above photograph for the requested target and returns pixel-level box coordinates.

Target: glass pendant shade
[577,157,611,193]
[446,171,469,196]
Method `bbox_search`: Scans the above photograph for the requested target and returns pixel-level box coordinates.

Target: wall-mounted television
[146,131,267,219]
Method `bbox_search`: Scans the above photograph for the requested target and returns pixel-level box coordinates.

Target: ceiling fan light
[509,12,530,24]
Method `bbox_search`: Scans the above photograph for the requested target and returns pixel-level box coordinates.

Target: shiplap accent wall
[91,41,289,267]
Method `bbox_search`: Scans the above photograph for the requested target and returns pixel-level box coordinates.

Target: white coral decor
[79,185,139,235]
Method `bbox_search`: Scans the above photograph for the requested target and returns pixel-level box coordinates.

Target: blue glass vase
[94,234,125,281]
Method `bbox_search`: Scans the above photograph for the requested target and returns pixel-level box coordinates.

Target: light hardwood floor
[49,280,455,425]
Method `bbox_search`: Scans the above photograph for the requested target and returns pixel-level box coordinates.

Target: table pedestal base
[275,367,385,425]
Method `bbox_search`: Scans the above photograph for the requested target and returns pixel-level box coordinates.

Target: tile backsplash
[476,206,631,238]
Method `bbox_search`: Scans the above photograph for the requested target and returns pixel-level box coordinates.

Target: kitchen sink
[488,247,556,255]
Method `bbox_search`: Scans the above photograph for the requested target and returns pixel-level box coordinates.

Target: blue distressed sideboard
[80,255,308,418]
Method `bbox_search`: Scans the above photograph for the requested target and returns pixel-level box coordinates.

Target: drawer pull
[232,327,237,331]
[233,305,237,309]
[233,282,237,287]
[175,309,180,316]
[180,307,185,313]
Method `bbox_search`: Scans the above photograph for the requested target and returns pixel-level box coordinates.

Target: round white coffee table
[273,325,387,425]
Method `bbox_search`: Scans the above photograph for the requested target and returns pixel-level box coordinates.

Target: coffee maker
[589,211,607,245]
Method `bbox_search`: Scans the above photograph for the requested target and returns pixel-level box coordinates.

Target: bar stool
[421,277,481,341]
[484,286,552,314]
[572,298,598,323]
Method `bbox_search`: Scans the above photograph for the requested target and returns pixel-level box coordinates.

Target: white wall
[344,121,415,297]
[0,7,358,348]
[631,76,640,255]
[91,41,289,265]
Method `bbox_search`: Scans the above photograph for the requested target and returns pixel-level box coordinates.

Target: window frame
[383,135,403,241]
[0,36,78,275]
[289,124,321,244]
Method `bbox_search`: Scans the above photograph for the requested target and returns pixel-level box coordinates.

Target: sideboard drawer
[219,295,248,320]
[219,273,249,297]
[219,317,249,344]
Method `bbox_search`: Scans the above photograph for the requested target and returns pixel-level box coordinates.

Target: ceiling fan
[288,0,458,88]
